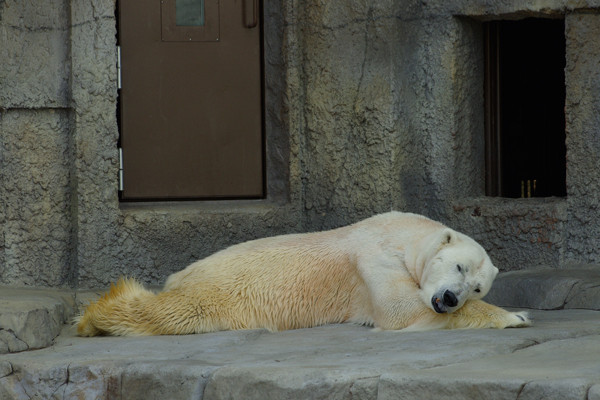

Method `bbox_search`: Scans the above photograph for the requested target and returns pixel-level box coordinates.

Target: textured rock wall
[297,4,484,230]
[565,12,600,264]
[0,0,75,287]
[300,3,403,229]
[0,0,71,108]
[69,0,131,288]
[0,110,75,286]
[2,0,600,288]
[394,16,485,221]
[450,198,566,271]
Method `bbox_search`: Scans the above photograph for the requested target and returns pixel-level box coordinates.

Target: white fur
[77,211,531,336]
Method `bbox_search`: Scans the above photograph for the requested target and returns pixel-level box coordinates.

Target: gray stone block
[0,363,120,400]
[378,375,523,400]
[0,109,76,288]
[588,384,600,400]
[484,267,600,310]
[0,0,71,108]
[0,288,75,353]
[518,379,591,400]
[0,330,27,353]
[204,366,375,400]
[61,365,121,400]
[0,361,12,378]
[120,362,215,400]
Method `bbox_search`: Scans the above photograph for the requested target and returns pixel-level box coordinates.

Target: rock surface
[2,269,600,398]
[485,266,600,311]
[0,309,599,399]
[0,288,75,354]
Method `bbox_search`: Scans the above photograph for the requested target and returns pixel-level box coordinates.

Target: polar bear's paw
[505,311,532,328]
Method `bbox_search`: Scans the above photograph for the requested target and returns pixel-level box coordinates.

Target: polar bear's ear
[440,229,457,246]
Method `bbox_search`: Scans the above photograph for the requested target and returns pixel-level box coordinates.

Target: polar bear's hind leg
[76,278,224,336]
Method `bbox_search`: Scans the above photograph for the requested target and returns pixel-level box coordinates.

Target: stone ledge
[1,310,599,399]
[0,288,76,354]
[484,266,600,310]
[1,265,599,355]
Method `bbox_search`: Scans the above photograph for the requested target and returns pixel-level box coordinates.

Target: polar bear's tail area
[76,277,200,336]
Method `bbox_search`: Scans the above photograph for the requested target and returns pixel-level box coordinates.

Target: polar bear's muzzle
[431,290,459,313]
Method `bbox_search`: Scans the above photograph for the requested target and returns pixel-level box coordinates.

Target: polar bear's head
[418,229,499,314]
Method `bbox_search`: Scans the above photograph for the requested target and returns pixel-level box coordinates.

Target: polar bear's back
[163,228,372,331]
[160,212,442,331]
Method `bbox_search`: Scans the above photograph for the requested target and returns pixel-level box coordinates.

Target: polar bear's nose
[443,290,458,307]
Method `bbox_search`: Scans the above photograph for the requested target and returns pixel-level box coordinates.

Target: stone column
[0,0,76,287]
[565,13,600,265]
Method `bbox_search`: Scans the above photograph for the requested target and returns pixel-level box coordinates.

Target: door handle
[243,0,258,28]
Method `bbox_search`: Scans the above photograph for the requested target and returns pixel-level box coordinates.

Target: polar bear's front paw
[506,311,532,328]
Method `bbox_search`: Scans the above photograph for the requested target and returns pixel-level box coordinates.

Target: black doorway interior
[484,18,566,198]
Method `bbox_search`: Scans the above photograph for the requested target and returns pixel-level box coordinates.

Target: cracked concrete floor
[1,309,600,399]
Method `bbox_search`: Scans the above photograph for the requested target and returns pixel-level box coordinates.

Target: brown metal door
[119,0,264,200]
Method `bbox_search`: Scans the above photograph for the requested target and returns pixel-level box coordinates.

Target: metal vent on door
[161,0,220,42]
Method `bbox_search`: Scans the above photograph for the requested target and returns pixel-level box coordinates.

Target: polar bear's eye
[456,265,462,272]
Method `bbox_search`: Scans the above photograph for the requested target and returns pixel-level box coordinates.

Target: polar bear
[76,212,531,336]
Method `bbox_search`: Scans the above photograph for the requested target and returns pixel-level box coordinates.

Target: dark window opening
[484,18,566,198]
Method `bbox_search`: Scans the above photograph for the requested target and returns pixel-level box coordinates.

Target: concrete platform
[1,267,600,399]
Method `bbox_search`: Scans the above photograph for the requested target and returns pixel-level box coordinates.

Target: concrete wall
[0,0,75,287]
[1,0,600,288]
